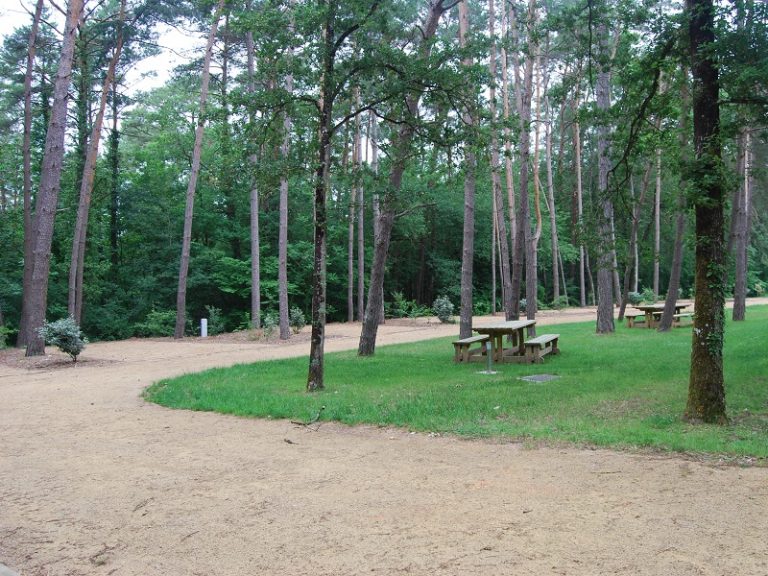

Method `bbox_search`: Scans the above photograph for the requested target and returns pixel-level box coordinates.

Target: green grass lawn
[145,305,768,460]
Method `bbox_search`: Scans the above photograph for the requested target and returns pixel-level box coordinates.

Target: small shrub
[432,295,454,323]
[387,291,429,318]
[134,309,177,337]
[289,306,306,334]
[472,300,491,316]
[552,295,569,310]
[0,325,14,349]
[627,291,643,305]
[641,287,658,304]
[38,317,87,362]
[204,305,225,336]
[262,312,278,339]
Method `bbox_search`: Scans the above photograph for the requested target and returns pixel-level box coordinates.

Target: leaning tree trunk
[174,0,225,339]
[25,0,84,357]
[358,0,449,355]
[619,163,652,321]
[658,74,690,332]
[18,0,45,348]
[685,0,727,424]
[458,0,476,339]
[68,0,125,325]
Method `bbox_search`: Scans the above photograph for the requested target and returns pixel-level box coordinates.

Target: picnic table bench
[524,334,560,364]
[452,334,490,363]
[625,313,646,328]
[672,312,694,327]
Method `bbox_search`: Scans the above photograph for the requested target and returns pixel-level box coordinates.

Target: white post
[200,318,208,338]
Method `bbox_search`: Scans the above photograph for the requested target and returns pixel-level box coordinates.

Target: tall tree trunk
[510,0,536,319]
[348,87,361,322]
[653,147,662,296]
[488,0,514,321]
[685,0,727,423]
[18,0,45,348]
[658,74,690,332]
[573,99,586,307]
[245,17,263,331]
[109,89,120,272]
[619,162,652,321]
[500,1,517,272]
[527,35,543,326]
[68,0,126,324]
[369,111,385,325]
[174,0,225,338]
[357,98,365,322]
[543,66,559,305]
[307,2,338,391]
[595,22,615,334]
[458,0,476,339]
[358,0,449,355]
[25,0,84,357]
[731,127,751,321]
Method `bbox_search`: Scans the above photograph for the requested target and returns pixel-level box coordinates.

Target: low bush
[38,317,87,362]
[432,295,454,323]
[134,309,177,337]
[289,307,306,334]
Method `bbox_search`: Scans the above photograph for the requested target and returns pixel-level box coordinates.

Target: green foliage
[134,309,177,337]
[289,306,306,334]
[38,317,87,362]
[262,312,278,339]
[628,291,643,305]
[204,305,225,336]
[641,288,658,303]
[0,325,14,349]
[145,306,768,459]
[386,292,430,319]
[432,295,454,323]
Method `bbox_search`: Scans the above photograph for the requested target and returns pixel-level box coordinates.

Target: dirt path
[2,303,767,576]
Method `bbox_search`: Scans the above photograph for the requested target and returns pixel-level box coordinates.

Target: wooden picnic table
[473,319,536,363]
[632,303,689,328]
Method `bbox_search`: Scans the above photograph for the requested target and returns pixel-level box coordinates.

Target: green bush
[262,312,278,338]
[38,317,87,362]
[134,309,177,337]
[432,295,454,323]
[552,295,570,310]
[628,291,643,305]
[289,306,306,334]
[641,287,657,304]
[387,291,429,318]
[0,325,14,349]
[204,305,225,336]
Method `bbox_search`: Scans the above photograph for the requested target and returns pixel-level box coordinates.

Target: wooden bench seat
[524,334,560,364]
[672,312,694,327]
[452,335,490,363]
[626,313,646,328]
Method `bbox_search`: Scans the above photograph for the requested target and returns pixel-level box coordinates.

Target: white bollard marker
[200,318,208,338]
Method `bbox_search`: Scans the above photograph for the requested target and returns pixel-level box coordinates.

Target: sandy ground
[1,303,767,576]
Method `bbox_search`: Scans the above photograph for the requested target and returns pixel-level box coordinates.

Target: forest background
[0,0,766,396]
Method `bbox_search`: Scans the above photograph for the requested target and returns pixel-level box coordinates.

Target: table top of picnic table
[473,319,536,333]
[633,303,689,313]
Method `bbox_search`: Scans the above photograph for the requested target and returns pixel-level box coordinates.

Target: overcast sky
[0,0,204,94]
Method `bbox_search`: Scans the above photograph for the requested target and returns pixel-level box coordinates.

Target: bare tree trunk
[619,163,652,321]
[732,127,751,321]
[595,23,615,334]
[488,0,514,321]
[174,0,225,339]
[685,0,727,423]
[573,101,586,307]
[653,147,662,296]
[245,24,264,331]
[528,34,543,327]
[25,0,84,357]
[458,0,477,338]
[369,111,385,325]
[68,0,126,325]
[543,64,559,305]
[357,102,365,321]
[500,2,516,267]
[510,0,536,319]
[491,210,497,314]
[18,0,46,348]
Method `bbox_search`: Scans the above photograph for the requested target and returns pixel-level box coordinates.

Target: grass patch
[144,305,768,459]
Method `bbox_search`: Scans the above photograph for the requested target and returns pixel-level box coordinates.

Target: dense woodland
[0,0,766,416]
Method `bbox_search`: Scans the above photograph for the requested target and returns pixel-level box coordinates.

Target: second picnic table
[630,303,690,328]
[473,319,537,363]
